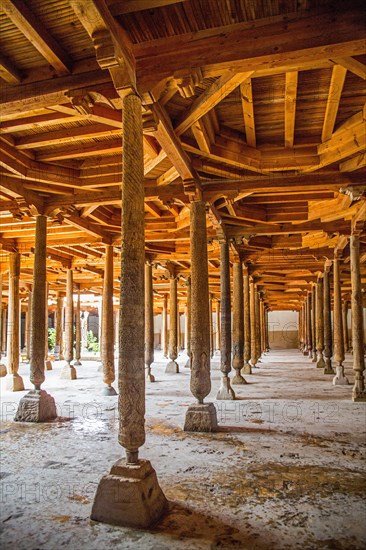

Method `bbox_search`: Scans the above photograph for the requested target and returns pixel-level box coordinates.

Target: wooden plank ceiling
[0,0,365,312]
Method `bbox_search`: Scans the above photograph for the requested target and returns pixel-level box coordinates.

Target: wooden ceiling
[0,0,365,311]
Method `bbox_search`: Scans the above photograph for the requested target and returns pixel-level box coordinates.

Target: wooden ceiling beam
[0,53,22,84]
[321,64,347,143]
[107,0,187,16]
[332,57,366,80]
[15,124,121,150]
[2,0,72,75]
[339,153,366,172]
[284,71,298,148]
[175,71,254,136]
[240,79,256,148]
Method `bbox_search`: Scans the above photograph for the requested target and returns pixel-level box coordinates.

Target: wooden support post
[6,251,24,391]
[242,266,251,374]
[184,201,217,431]
[316,277,325,368]
[166,275,179,373]
[332,256,349,385]
[323,264,334,374]
[232,261,246,384]
[216,240,235,400]
[101,244,117,395]
[145,261,155,383]
[350,234,366,401]
[60,268,77,379]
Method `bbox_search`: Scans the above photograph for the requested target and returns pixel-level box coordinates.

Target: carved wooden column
[298,308,302,351]
[214,299,221,356]
[25,289,32,362]
[184,277,191,368]
[250,278,258,367]
[255,286,261,363]
[243,266,251,374]
[90,91,166,528]
[323,263,334,374]
[6,251,24,391]
[209,294,214,357]
[350,234,366,401]
[259,297,265,356]
[177,305,181,352]
[232,261,246,384]
[162,293,168,358]
[265,308,270,352]
[144,261,155,383]
[60,268,77,379]
[44,282,52,371]
[302,301,308,355]
[184,200,217,431]
[15,215,56,421]
[311,285,317,362]
[217,240,235,399]
[316,276,325,368]
[306,292,312,358]
[101,244,117,395]
[74,284,82,366]
[332,255,349,385]
[55,292,63,360]
[166,274,179,373]
[0,274,5,376]
[342,300,350,353]
[1,308,7,356]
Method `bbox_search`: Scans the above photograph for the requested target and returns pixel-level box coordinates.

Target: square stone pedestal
[91,459,168,528]
[14,390,57,422]
[60,365,77,379]
[184,402,218,432]
[165,360,179,373]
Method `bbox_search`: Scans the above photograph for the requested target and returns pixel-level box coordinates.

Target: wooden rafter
[321,64,347,143]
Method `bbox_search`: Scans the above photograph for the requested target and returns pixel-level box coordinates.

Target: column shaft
[243,269,251,373]
[255,287,261,362]
[144,262,155,382]
[350,235,365,401]
[333,257,348,385]
[166,276,179,372]
[250,280,257,366]
[323,267,333,373]
[316,277,325,368]
[342,301,350,352]
[60,269,76,379]
[74,285,81,365]
[162,294,168,357]
[232,262,246,384]
[55,293,63,359]
[311,285,317,361]
[102,244,116,393]
[6,251,24,390]
[184,277,191,368]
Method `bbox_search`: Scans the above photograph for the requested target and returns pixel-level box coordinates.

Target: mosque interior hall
[0,1,365,549]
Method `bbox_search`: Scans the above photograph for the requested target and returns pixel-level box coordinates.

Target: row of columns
[299,239,365,401]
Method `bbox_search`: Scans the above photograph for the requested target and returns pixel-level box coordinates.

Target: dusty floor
[0,349,365,550]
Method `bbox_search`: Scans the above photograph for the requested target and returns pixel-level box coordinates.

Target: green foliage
[87,330,99,353]
[48,327,56,352]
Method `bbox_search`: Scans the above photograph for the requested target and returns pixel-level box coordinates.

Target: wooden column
[316,276,325,368]
[144,261,155,382]
[60,268,76,379]
[1,308,7,356]
[217,240,235,400]
[232,261,246,384]
[166,275,179,373]
[265,308,270,352]
[243,266,251,374]
[209,294,214,357]
[259,298,265,355]
[255,286,261,363]
[184,200,217,431]
[15,215,56,422]
[184,277,191,368]
[6,251,24,391]
[101,244,116,394]
[177,306,181,352]
[162,293,168,358]
[74,284,82,366]
[25,289,32,362]
[342,300,350,353]
[250,279,258,367]
[302,302,308,355]
[215,299,221,356]
[44,282,52,371]
[350,234,366,401]
[55,293,63,360]
[306,292,312,358]
[91,90,167,528]
[311,285,317,362]
[323,264,334,374]
[332,256,349,385]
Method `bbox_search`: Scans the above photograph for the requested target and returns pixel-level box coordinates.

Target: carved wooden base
[165,360,179,373]
[14,389,57,422]
[333,366,349,385]
[102,385,117,396]
[91,459,168,528]
[242,362,252,375]
[216,376,235,400]
[0,364,7,377]
[5,373,24,391]
[60,365,77,380]
[232,370,247,385]
[184,403,218,432]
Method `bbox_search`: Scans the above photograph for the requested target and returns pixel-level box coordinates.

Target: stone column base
[311,352,317,363]
[242,363,252,375]
[146,373,155,383]
[60,365,77,380]
[14,389,57,422]
[74,360,82,366]
[352,381,366,402]
[184,402,218,432]
[91,458,168,528]
[0,364,7,377]
[97,364,103,372]
[45,360,53,371]
[333,366,349,385]
[165,360,179,373]
[214,350,221,357]
[303,350,309,356]
[5,373,24,391]
[316,355,325,368]
[216,376,235,400]
[184,358,190,368]
[102,385,117,396]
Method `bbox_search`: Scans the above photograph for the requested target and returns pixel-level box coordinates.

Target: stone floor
[0,349,365,550]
